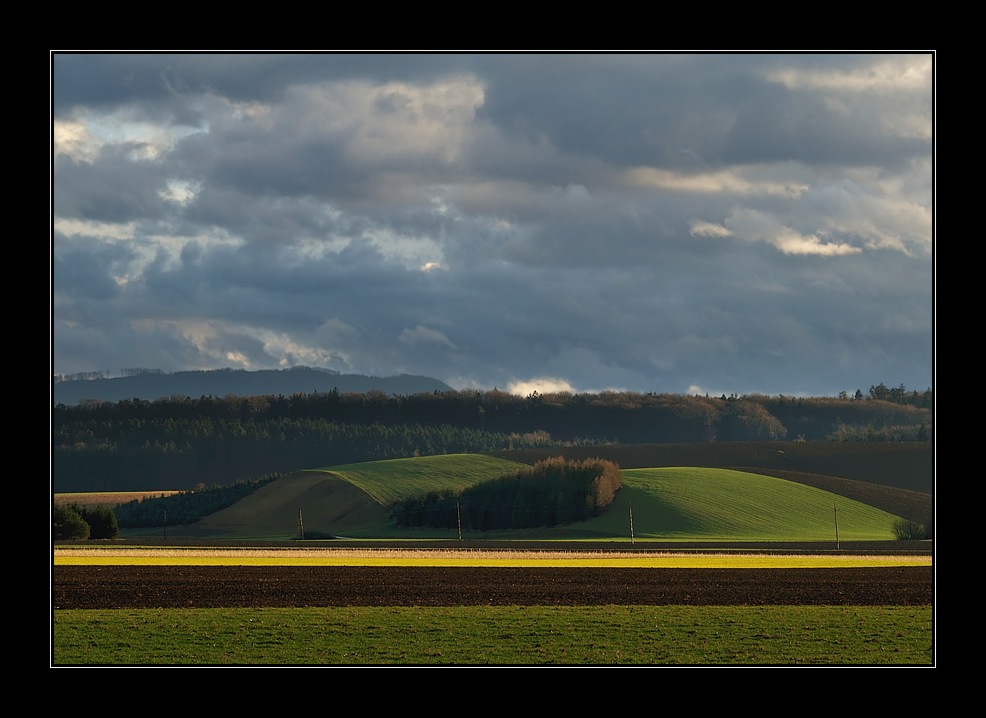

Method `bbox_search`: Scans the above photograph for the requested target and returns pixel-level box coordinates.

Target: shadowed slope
[184,471,390,539]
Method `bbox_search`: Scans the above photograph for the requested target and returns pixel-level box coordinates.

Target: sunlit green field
[323,454,528,504]
[51,605,934,666]
[578,467,902,540]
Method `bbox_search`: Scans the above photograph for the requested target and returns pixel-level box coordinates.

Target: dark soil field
[52,565,933,609]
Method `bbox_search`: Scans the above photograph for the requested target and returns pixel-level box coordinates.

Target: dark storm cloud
[52,52,934,397]
[52,232,132,301]
[54,148,172,222]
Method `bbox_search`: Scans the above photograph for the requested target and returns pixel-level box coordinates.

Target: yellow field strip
[53,547,932,568]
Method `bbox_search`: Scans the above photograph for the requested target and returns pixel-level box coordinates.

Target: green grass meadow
[323,454,528,504]
[51,605,933,666]
[580,468,903,541]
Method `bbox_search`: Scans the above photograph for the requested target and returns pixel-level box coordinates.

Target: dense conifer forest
[51,384,933,492]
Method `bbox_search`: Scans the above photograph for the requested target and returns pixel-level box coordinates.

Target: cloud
[724,208,862,256]
[506,377,576,396]
[51,53,934,397]
[689,220,733,238]
[399,325,457,350]
[626,166,809,198]
[773,232,862,257]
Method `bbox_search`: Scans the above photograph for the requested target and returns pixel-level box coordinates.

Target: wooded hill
[52,367,452,406]
[51,384,933,493]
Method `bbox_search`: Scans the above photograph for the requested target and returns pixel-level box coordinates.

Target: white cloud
[689,220,733,238]
[507,377,576,396]
[767,55,932,93]
[53,110,202,163]
[797,173,932,256]
[725,208,862,256]
[54,219,137,241]
[53,120,98,162]
[160,179,201,205]
[774,232,861,257]
[626,166,809,198]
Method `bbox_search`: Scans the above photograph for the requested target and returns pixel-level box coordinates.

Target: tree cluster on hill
[52,504,119,541]
[51,385,933,493]
[391,457,622,530]
[892,518,931,540]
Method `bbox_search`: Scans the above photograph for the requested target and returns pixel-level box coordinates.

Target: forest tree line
[52,384,933,492]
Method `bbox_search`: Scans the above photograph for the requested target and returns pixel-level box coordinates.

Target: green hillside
[158,455,911,541]
[186,470,391,539]
[181,454,527,539]
[579,468,901,541]
[324,454,529,504]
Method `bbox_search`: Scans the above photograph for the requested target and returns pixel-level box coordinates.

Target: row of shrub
[113,473,282,528]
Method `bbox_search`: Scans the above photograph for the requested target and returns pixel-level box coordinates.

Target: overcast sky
[51,52,934,397]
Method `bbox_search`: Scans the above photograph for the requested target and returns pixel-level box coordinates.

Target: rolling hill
[585,468,904,541]
[184,455,528,539]
[151,453,929,541]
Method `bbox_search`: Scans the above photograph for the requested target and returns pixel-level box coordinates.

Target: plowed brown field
[52,565,933,609]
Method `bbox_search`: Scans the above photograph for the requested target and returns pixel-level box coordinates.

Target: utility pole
[834,503,840,550]
[457,501,462,541]
[163,508,167,542]
[298,509,305,540]
[629,501,635,545]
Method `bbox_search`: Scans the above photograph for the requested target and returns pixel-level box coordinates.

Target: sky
[51,52,935,398]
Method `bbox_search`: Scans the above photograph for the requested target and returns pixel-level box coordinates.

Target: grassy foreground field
[52,605,933,666]
[52,547,934,667]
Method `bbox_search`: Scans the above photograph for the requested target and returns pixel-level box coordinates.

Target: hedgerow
[113,473,282,528]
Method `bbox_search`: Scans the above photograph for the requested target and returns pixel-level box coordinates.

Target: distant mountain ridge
[52,368,454,405]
